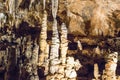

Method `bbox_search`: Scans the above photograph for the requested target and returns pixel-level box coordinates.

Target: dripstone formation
[0,0,120,80]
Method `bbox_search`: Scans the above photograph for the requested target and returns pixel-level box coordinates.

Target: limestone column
[60,23,68,64]
[49,0,60,75]
[39,11,48,66]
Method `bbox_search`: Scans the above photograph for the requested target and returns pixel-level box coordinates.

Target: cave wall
[0,0,120,80]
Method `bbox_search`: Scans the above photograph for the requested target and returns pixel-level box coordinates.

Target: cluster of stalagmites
[0,30,39,80]
[93,52,119,80]
[102,52,118,80]
[38,0,82,80]
[47,57,81,80]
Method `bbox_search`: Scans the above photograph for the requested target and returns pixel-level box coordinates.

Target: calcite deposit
[0,0,120,80]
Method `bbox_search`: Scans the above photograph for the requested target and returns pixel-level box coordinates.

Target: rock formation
[102,52,118,80]
[38,10,48,66]
[93,63,100,80]
[60,23,68,64]
[0,0,120,80]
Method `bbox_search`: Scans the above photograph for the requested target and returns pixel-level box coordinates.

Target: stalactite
[43,0,46,10]
[102,52,118,80]
[8,0,15,14]
[6,0,16,27]
[0,13,6,28]
[0,0,120,80]
[29,0,35,10]
[15,0,22,10]
[77,40,82,51]
[51,0,58,18]
[60,23,68,64]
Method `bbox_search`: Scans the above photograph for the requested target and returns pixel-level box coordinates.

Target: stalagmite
[44,43,49,60]
[19,37,39,80]
[38,0,49,77]
[94,46,101,56]
[39,11,48,66]
[22,37,33,80]
[48,1,83,79]
[50,0,59,58]
[50,19,59,60]
[29,42,39,80]
[102,52,118,80]
[93,63,100,80]
[43,43,50,75]
[43,59,49,75]
[25,39,32,59]
[0,0,120,80]
[38,0,48,66]
[50,0,59,59]
[49,0,60,74]
[65,57,81,79]
[60,23,68,64]
[0,50,6,75]
[50,21,60,59]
